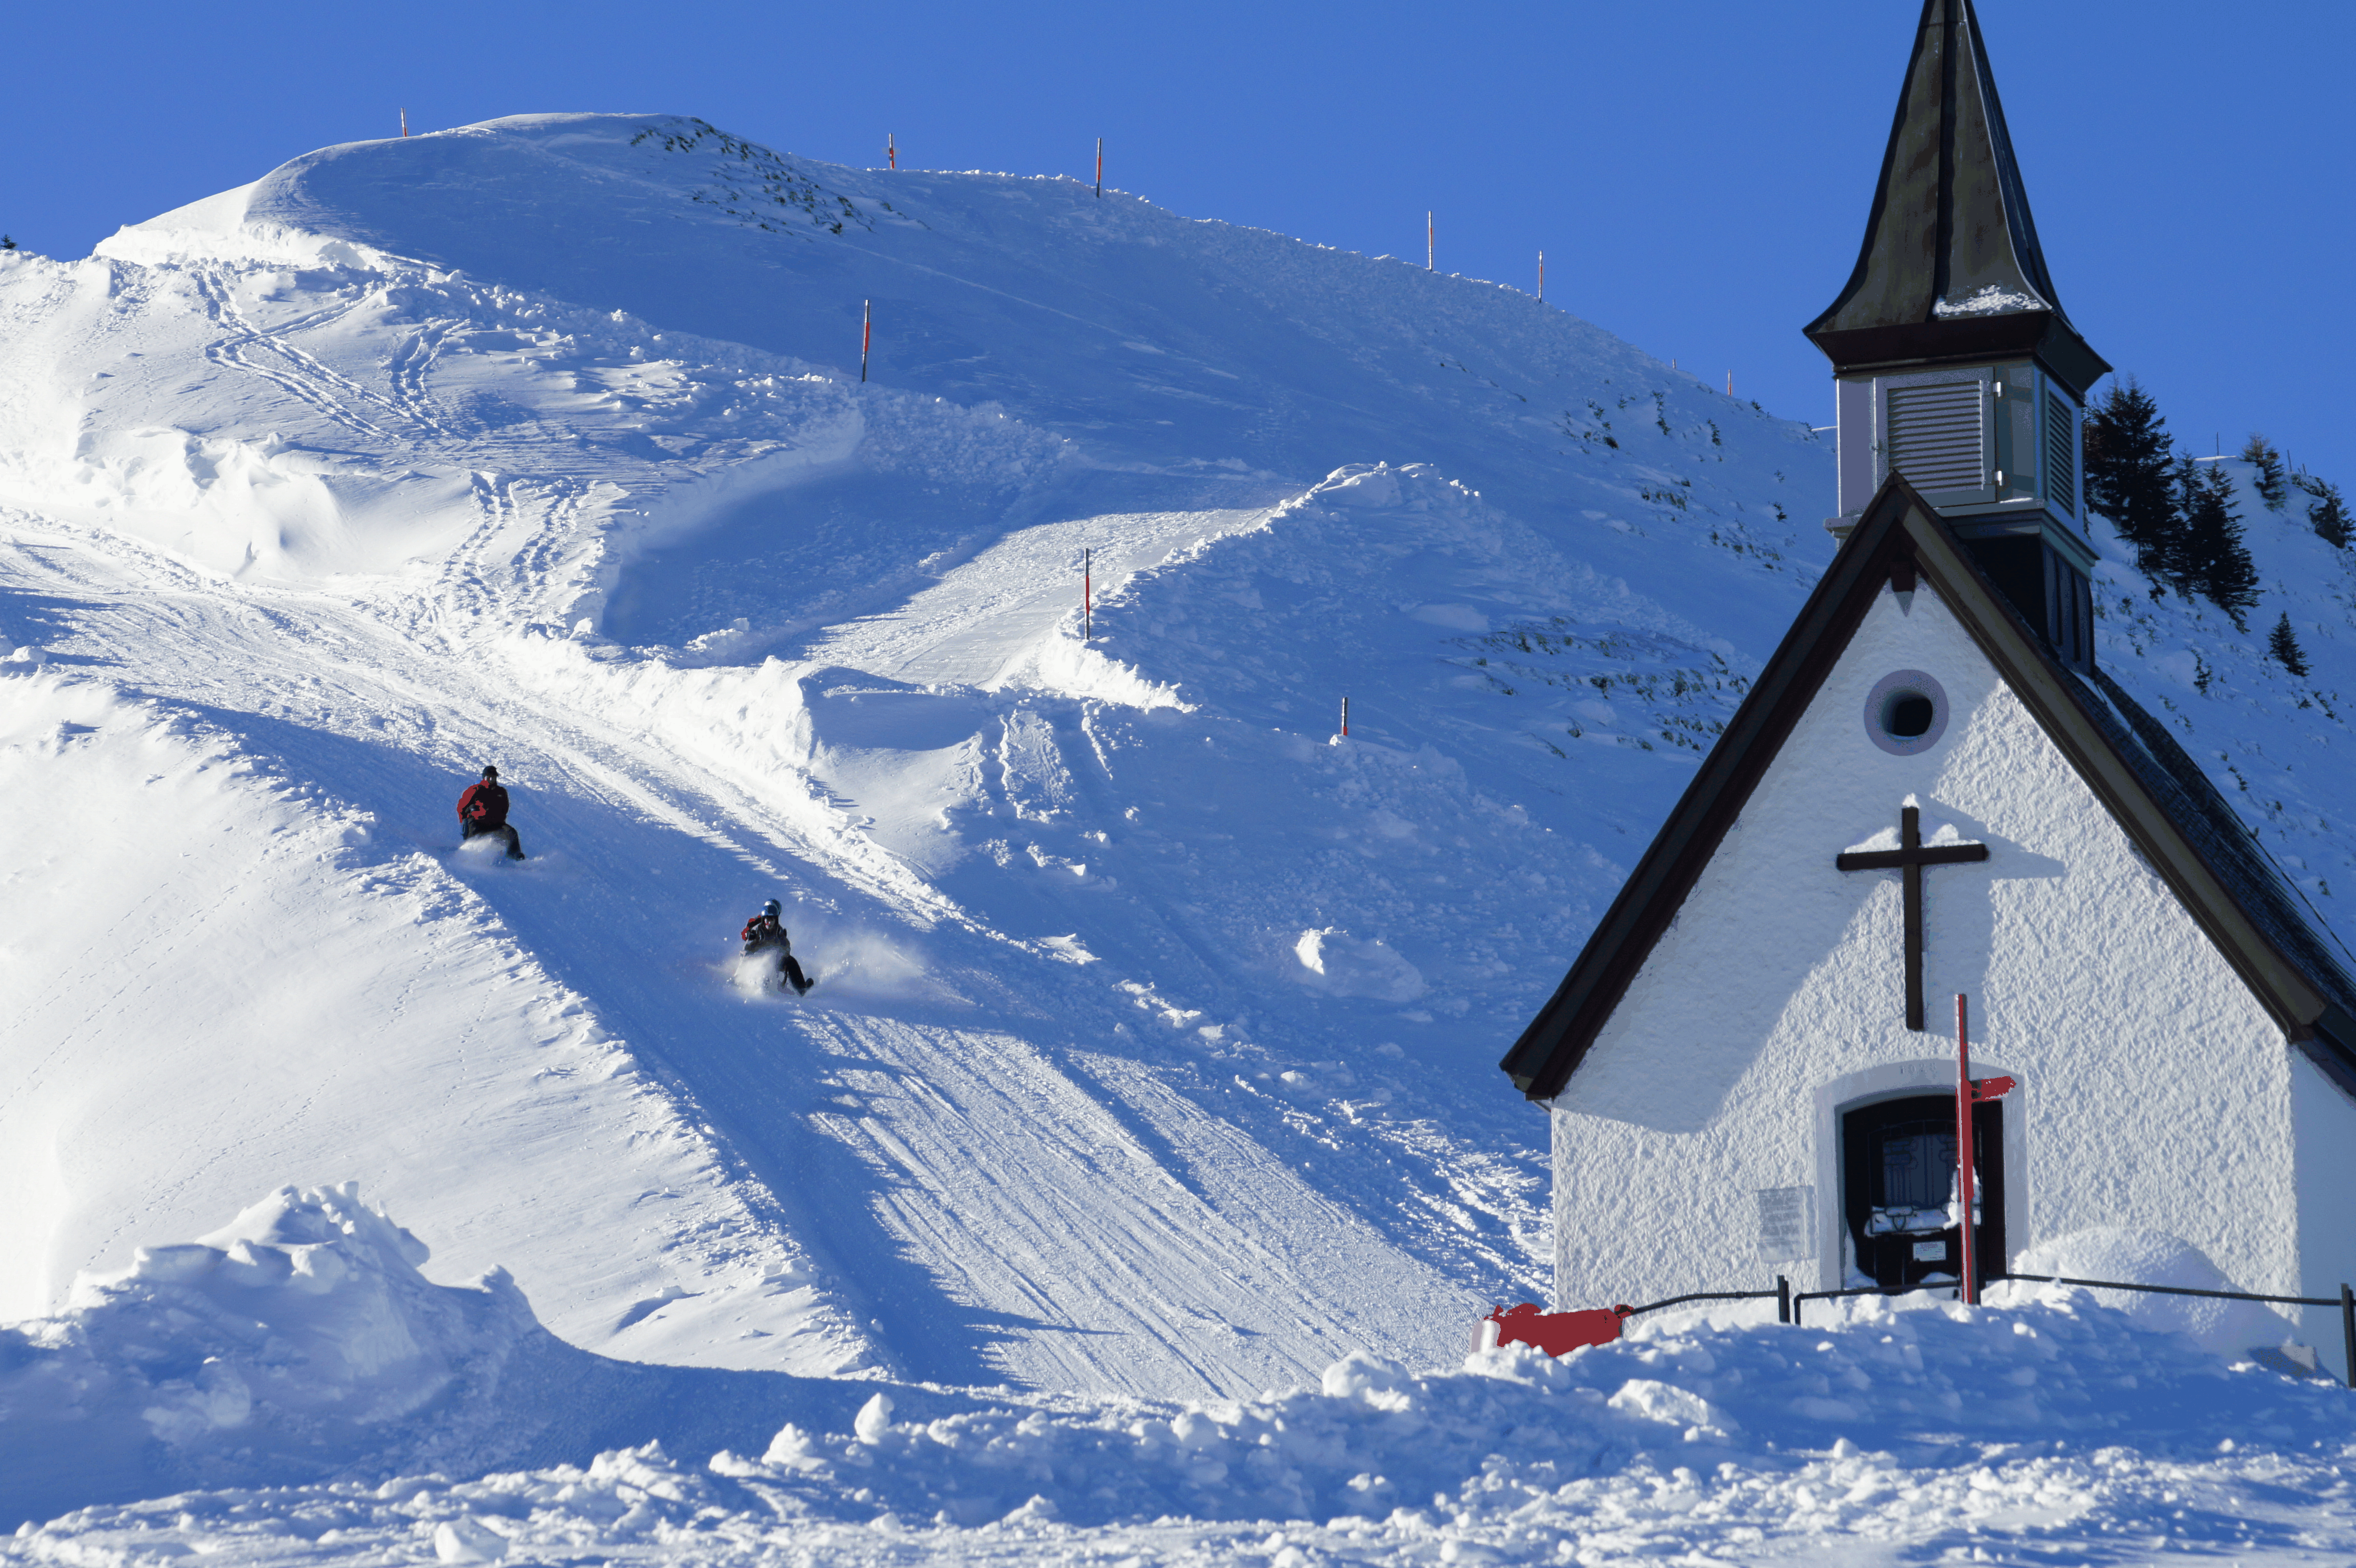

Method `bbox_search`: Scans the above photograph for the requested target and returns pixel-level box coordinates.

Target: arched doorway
[1841,1094,2005,1289]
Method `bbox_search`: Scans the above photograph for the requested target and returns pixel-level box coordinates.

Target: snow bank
[1998,1226,2299,1358]
[0,1183,556,1522]
[14,1272,2355,1559]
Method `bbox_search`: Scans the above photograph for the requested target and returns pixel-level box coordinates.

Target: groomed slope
[0,110,1840,1403]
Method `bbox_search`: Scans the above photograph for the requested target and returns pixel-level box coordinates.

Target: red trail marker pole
[1095,138,1104,199]
[1083,547,1091,640]
[1426,212,1433,270]
[887,133,896,170]
[1538,250,1544,302]
[1956,995,1977,1305]
[1955,994,2017,1306]
[1341,696,1350,737]
[860,300,871,383]
[400,108,409,138]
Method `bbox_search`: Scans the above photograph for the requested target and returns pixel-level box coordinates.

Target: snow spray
[861,300,871,383]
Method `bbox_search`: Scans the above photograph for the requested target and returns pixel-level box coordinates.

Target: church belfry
[1807,0,2109,673]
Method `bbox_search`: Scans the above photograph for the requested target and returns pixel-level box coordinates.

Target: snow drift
[10,1187,2355,1557]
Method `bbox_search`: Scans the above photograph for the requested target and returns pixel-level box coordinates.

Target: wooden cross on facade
[1836,803,1990,1030]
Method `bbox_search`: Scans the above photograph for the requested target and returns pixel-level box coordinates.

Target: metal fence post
[2341,1283,2353,1390]
[1778,1275,1791,1325]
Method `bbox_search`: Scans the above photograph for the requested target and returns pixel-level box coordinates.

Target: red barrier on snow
[1483,1301,1632,1357]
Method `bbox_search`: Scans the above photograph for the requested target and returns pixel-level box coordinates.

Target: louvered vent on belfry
[1885,382,1985,492]
[2044,392,2077,514]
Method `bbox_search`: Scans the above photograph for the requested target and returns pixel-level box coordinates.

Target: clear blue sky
[8,1,2350,493]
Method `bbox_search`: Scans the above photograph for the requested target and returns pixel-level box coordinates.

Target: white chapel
[1500,0,2356,1373]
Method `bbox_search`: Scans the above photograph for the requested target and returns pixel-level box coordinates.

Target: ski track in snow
[7,112,2356,1554]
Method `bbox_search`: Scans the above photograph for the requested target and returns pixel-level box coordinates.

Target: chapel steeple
[1809,0,2109,673]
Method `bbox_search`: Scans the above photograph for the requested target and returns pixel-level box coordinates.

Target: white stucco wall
[1550,579,2302,1319]
[2291,1052,2356,1378]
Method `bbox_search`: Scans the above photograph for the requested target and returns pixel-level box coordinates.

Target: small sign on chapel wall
[1755,1186,1814,1262]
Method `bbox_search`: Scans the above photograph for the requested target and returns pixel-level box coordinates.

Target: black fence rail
[1607,1273,2356,1388]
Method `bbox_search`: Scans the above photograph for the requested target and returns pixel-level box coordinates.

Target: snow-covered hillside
[5,112,2355,1554]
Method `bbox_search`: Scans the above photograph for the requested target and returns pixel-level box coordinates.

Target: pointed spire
[1805,0,2109,395]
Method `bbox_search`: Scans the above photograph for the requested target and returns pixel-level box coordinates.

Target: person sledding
[742,899,813,994]
[455,765,527,861]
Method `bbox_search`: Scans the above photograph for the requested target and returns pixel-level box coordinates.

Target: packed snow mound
[2001,1226,2299,1359]
[0,1185,911,1530]
[15,1285,2355,1559]
[0,1183,550,1520]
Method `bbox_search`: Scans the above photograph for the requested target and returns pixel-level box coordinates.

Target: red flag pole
[1956,993,1977,1305]
[860,299,871,383]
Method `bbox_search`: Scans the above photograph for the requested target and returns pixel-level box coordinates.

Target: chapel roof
[1498,475,2356,1102]
[1802,0,2111,397]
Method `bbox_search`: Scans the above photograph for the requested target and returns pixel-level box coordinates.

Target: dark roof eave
[1806,313,2110,399]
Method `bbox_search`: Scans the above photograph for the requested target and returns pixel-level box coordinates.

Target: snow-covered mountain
[5,113,2355,1552]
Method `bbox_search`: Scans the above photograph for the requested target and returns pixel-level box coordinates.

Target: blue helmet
[762,899,781,918]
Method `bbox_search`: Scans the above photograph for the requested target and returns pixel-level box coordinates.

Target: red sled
[1482,1301,1632,1357]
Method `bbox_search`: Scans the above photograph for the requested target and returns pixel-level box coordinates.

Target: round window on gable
[1864,669,1950,756]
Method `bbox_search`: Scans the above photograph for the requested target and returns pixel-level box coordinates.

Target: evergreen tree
[2295,471,2351,548]
[0,236,15,252]
[2178,459,2259,627]
[2240,432,2287,510]
[2083,379,2175,565]
[2269,613,2311,678]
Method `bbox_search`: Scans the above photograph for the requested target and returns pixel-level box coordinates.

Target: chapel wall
[1550,583,2302,1313]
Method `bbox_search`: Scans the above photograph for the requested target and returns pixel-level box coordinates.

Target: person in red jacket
[455,765,526,860]
[742,899,812,994]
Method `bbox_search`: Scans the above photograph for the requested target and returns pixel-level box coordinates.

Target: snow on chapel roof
[1497,474,2356,1102]
[1802,0,2110,396]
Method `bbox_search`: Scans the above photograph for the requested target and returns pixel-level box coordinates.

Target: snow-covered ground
[8,1185,2355,1563]
[4,113,2354,1557]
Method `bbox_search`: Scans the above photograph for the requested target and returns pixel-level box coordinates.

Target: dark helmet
[482,765,499,780]
[762,899,781,918]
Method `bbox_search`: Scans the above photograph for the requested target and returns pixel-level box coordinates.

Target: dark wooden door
[1841,1094,2004,1289]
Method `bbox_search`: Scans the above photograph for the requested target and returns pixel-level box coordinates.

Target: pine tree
[2154,453,2203,596]
[2179,460,2259,628]
[2269,613,2311,678]
[2295,471,2351,548]
[2083,379,2175,566]
[0,236,16,252]
[2240,433,2287,510]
